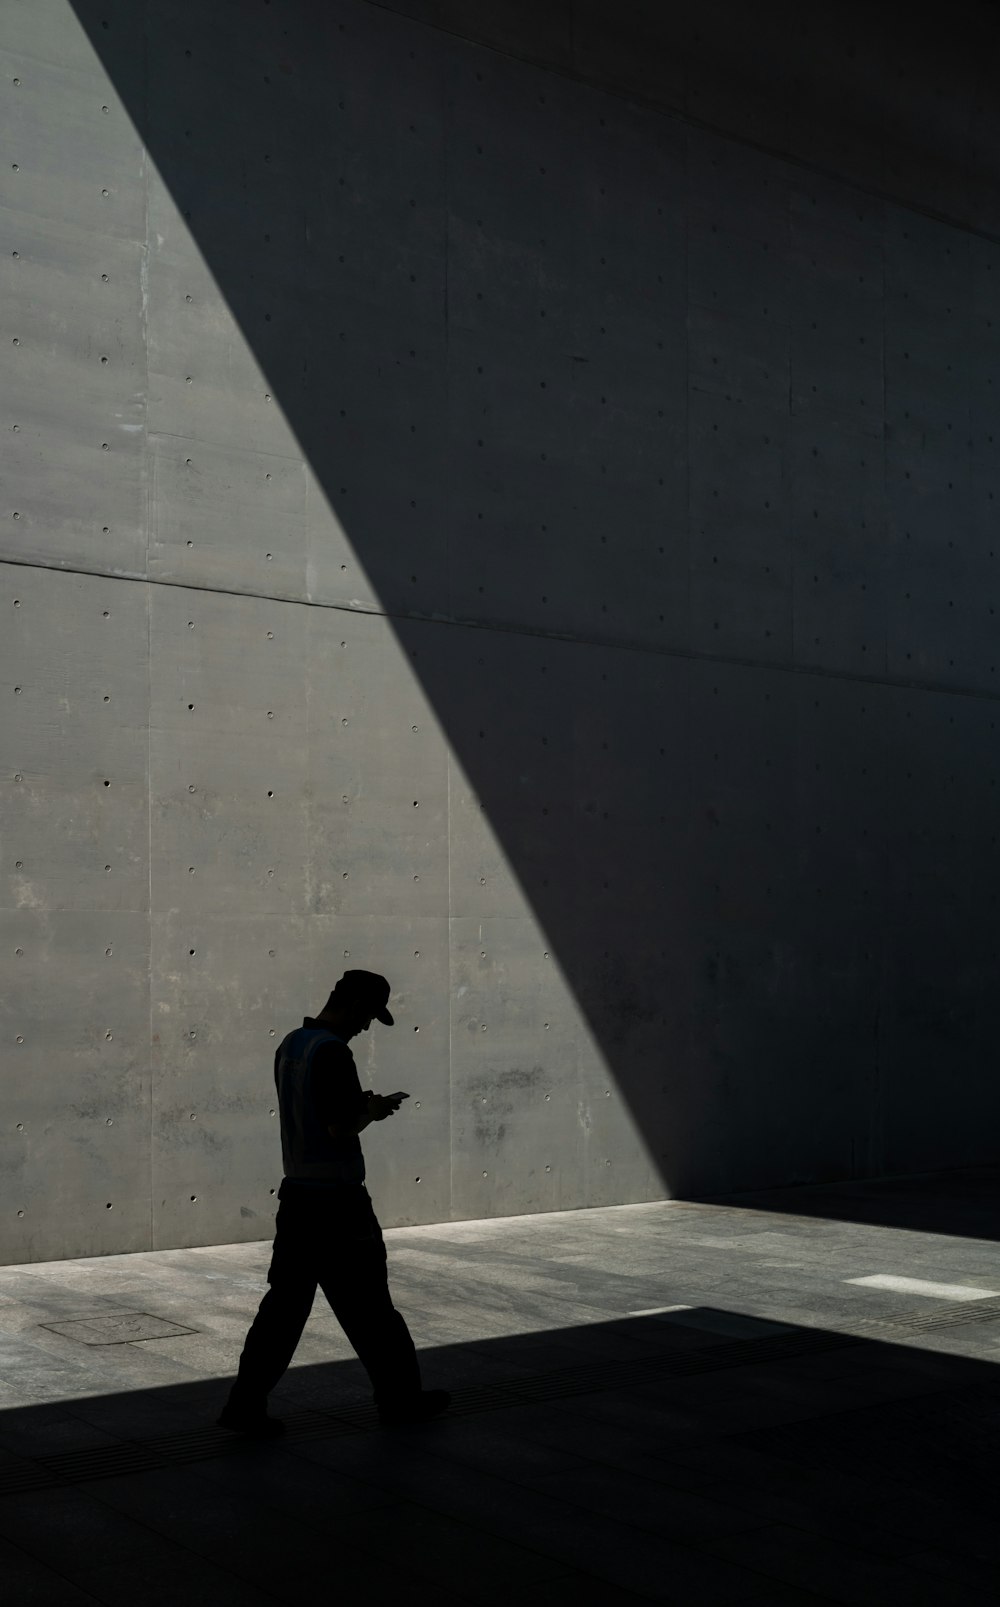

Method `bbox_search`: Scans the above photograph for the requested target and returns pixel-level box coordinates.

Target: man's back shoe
[217,1385,452,1434]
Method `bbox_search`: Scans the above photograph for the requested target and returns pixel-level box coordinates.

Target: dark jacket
[273,1018,370,1189]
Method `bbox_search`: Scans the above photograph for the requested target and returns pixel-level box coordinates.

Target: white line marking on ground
[627,1305,693,1316]
[845,1275,1000,1300]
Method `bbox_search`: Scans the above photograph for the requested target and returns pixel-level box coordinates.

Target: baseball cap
[332,970,394,1025]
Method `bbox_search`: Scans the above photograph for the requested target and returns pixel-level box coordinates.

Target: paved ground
[1,1167,999,1605]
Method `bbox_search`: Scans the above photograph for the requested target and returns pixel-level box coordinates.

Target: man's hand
[327,1094,408,1142]
[370,1091,409,1120]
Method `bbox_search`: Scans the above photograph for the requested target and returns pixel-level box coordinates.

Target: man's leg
[317,1190,422,1409]
[227,1195,319,1409]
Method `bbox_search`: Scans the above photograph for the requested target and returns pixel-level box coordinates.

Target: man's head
[317,969,394,1040]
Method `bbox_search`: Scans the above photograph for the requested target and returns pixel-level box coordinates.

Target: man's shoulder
[301,1022,355,1065]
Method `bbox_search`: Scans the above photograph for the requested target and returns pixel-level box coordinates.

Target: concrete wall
[3,0,999,1263]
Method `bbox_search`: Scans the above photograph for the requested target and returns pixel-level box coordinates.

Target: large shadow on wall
[67,0,1000,1228]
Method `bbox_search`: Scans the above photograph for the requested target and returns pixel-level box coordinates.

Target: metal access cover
[39,1313,199,1344]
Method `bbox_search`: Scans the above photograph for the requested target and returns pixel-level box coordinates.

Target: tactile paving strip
[852,1294,1000,1332]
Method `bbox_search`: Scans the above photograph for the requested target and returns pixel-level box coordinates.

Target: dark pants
[230,1181,422,1410]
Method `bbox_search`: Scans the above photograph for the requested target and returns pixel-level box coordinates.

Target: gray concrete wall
[2,0,999,1264]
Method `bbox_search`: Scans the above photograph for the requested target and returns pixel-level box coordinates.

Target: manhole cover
[40,1313,199,1345]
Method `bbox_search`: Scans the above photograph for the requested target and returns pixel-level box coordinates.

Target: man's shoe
[377,1389,451,1428]
[217,1400,286,1438]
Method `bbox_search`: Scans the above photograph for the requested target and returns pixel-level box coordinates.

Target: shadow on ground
[0,1302,998,1603]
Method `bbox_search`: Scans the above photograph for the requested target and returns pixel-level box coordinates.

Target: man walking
[218,970,450,1437]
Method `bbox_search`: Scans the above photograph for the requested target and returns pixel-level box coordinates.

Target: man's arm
[327,1093,375,1141]
[328,1092,408,1139]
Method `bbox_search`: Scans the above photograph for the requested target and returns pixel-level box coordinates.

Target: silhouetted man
[218,970,450,1436]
